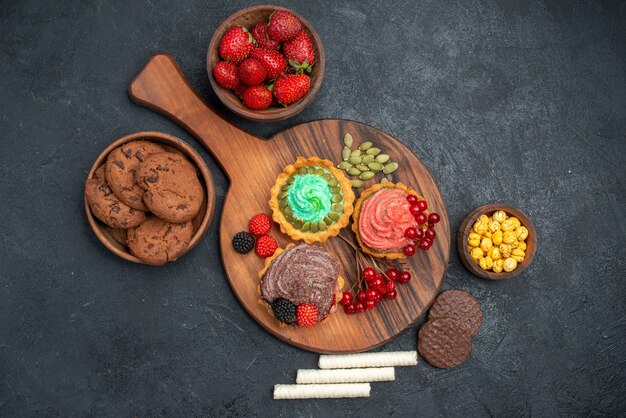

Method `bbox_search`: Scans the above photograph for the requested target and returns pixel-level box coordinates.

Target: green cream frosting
[287,174,334,222]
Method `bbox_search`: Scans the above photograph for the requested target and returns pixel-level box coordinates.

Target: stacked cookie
[418,289,483,368]
[85,141,204,265]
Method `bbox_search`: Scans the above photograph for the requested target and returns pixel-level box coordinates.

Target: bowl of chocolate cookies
[84,131,215,265]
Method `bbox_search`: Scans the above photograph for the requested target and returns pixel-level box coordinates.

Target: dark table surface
[1,0,625,416]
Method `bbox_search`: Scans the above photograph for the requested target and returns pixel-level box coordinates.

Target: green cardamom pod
[359,141,373,151]
[375,154,390,164]
[347,167,361,176]
[359,171,375,180]
[351,179,364,188]
[343,133,354,148]
[383,162,399,174]
[366,147,381,156]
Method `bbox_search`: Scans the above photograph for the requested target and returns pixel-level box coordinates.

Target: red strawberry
[233,82,246,98]
[273,74,310,105]
[283,30,315,73]
[255,235,278,258]
[249,213,272,235]
[250,48,287,80]
[251,22,280,51]
[219,26,255,64]
[243,86,272,110]
[267,10,302,42]
[212,61,239,90]
[296,303,318,327]
[238,58,267,86]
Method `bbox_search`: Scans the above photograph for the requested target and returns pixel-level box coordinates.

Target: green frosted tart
[269,157,356,244]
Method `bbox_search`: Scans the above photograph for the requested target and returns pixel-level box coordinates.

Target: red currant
[370,277,384,289]
[428,212,441,224]
[404,227,417,239]
[386,280,396,292]
[386,269,399,281]
[374,292,383,303]
[340,292,353,306]
[375,273,384,281]
[416,200,428,211]
[366,289,378,301]
[425,228,436,240]
[406,195,418,205]
[344,303,356,314]
[415,227,424,239]
[415,212,428,224]
[357,290,367,303]
[385,290,397,300]
[419,238,433,250]
[355,302,365,313]
[362,267,376,281]
[365,299,377,310]
[403,244,416,256]
[398,271,411,284]
[409,205,421,216]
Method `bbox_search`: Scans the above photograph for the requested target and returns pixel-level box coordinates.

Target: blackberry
[272,298,297,324]
[232,231,255,254]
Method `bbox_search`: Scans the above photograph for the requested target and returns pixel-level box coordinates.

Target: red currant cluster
[402,195,441,256]
[340,266,412,314]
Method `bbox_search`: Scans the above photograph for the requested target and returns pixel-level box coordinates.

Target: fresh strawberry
[250,48,287,80]
[255,235,278,258]
[251,22,281,51]
[238,58,267,86]
[233,82,246,98]
[242,86,272,110]
[267,10,302,42]
[273,74,310,105]
[249,213,272,235]
[296,303,318,327]
[219,26,255,64]
[283,30,315,73]
[212,61,239,90]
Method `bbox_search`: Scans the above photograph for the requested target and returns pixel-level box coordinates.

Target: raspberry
[231,231,255,254]
[248,213,272,236]
[272,298,297,324]
[296,303,318,327]
[255,235,277,258]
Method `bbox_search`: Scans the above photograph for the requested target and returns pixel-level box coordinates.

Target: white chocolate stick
[318,351,418,369]
[273,383,371,399]
[296,367,395,384]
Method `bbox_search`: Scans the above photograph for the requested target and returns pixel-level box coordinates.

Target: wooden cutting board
[129,54,450,353]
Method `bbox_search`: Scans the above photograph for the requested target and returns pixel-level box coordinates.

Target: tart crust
[257,244,345,327]
[269,157,355,244]
[352,182,427,260]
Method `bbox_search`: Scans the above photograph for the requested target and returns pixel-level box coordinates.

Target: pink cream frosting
[358,188,416,252]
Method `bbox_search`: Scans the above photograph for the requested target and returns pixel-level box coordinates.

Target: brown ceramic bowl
[458,203,536,280]
[84,131,216,265]
[207,5,325,122]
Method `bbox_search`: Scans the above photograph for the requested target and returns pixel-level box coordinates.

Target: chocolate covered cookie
[135,153,204,223]
[428,289,483,337]
[105,140,165,210]
[418,317,473,369]
[126,216,193,265]
[85,165,146,229]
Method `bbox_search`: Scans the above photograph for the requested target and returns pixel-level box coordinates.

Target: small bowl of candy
[207,5,325,122]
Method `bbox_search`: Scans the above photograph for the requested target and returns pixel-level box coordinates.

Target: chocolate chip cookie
[135,153,204,223]
[126,216,193,265]
[85,165,146,229]
[105,140,165,210]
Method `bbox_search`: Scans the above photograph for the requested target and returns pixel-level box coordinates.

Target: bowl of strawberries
[207,5,325,122]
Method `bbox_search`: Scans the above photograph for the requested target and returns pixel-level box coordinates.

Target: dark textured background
[1,0,625,416]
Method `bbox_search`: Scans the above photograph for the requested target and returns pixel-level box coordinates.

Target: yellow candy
[510,240,519,248]
[488,220,501,233]
[479,214,490,224]
[468,233,481,247]
[470,247,484,260]
[493,259,504,273]
[515,226,529,240]
[517,241,527,251]
[501,219,517,232]
[479,256,494,270]
[503,230,517,244]
[488,246,501,260]
[473,221,487,235]
[492,210,507,223]
[509,217,521,228]
[499,243,511,258]
[484,231,492,238]
[492,230,503,245]
[511,248,525,263]
[480,237,493,252]
[503,257,518,272]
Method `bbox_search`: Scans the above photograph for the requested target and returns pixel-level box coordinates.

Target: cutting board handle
[128,53,263,179]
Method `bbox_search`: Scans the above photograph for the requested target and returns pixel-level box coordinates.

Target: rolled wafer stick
[296,367,395,384]
[318,351,418,369]
[273,383,371,399]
